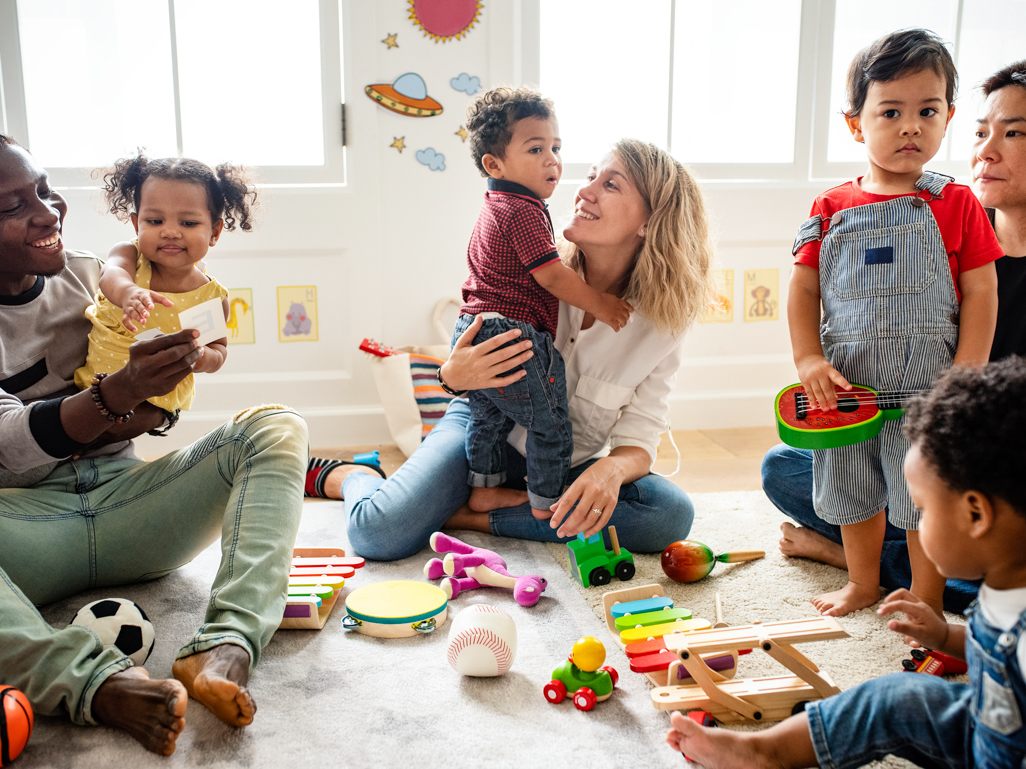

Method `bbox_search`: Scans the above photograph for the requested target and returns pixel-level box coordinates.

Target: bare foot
[92,667,187,756]
[468,486,529,512]
[172,644,255,727]
[531,507,554,520]
[812,580,881,617]
[323,464,382,500]
[666,712,776,769]
[779,523,847,570]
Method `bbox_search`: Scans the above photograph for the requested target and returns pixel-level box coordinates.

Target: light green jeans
[0,407,307,726]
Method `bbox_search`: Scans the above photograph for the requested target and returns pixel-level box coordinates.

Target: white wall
[54,0,814,454]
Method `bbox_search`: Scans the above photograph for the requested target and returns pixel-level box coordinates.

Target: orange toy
[0,686,32,766]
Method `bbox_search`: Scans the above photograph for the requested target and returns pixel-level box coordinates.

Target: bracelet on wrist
[147,408,180,437]
[436,365,467,397]
[90,373,134,424]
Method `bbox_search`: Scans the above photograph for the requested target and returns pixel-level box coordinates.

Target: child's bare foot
[812,580,881,616]
[468,486,529,512]
[778,523,847,570]
[666,712,776,769]
[91,667,187,756]
[531,506,553,520]
[172,644,255,727]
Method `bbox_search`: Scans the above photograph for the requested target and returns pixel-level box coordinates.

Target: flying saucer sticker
[408,0,482,43]
[416,148,445,171]
[278,286,319,343]
[450,73,481,95]
[744,269,779,322]
[365,72,443,118]
[227,288,255,345]
[699,270,734,324]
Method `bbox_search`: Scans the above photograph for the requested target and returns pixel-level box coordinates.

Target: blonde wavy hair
[560,139,713,335]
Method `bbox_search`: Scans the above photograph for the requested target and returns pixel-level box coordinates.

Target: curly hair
[904,358,1026,518]
[465,87,555,176]
[844,28,957,117]
[98,152,257,232]
[560,139,713,336]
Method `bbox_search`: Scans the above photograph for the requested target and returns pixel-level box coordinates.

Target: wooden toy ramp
[601,584,738,687]
[650,616,849,723]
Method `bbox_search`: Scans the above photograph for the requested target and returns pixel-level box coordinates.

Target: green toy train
[567,525,635,587]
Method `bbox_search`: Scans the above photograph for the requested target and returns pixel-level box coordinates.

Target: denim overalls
[805,601,1026,769]
[792,172,959,529]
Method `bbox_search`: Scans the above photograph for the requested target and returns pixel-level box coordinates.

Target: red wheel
[573,687,597,712]
[601,665,619,687]
[543,680,567,704]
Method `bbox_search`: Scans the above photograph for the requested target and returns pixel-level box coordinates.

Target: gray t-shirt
[0,251,135,488]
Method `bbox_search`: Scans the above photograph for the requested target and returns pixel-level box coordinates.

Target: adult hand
[441,314,534,392]
[101,329,203,415]
[548,457,623,539]
[878,588,951,650]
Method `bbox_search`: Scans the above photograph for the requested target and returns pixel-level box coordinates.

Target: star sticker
[455,126,468,142]
[391,136,406,153]
[382,33,398,49]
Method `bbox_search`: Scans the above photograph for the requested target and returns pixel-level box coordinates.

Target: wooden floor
[313,426,780,493]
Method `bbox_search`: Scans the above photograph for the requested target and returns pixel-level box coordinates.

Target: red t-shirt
[794,179,1003,302]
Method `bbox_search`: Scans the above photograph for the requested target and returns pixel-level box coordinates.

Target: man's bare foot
[779,523,848,570]
[812,580,881,617]
[666,712,776,769]
[92,667,187,756]
[323,464,382,500]
[172,644,255,727]
[468,486,528,513]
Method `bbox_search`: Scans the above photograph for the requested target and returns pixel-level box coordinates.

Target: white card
[132,297,228,347]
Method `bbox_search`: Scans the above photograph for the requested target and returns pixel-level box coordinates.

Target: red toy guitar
[774,383,925,450]
[359,338,401,357]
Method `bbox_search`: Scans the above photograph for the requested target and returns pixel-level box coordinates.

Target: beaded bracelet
[436,365,467,397]
[90,373,134,423]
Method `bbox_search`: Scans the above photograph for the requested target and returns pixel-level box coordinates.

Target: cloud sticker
[450,73,481,95]
[416,148,446,172]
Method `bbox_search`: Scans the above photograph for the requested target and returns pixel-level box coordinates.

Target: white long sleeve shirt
[509,302,683,468]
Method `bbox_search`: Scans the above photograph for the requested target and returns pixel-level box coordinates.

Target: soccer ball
[70,598,155,666]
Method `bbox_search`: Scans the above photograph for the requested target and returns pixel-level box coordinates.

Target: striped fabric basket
[410,353,456,441]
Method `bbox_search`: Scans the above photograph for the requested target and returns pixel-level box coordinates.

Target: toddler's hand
[120,288,174,334]
[878,588,950,649]
[594,293,633,332]
[795,355,851,412]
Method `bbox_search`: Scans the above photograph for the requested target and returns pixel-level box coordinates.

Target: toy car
[543,637,618,712]
[567,525,635,587]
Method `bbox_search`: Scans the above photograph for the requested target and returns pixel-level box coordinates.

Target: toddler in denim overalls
[667,359,1026,769]
[786,29,1001,618]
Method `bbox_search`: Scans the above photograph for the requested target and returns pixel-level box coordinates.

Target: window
[534,0,1026,182]
[0,0,345,186]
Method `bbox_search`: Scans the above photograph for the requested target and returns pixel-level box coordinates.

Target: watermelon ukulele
[774,383,922,450]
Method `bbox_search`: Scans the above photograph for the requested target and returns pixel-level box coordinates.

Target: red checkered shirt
[460,179,561,336]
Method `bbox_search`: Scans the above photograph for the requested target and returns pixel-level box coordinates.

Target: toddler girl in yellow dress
[74,154,255,412]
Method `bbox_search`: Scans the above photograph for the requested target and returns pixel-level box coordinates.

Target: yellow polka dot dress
[74,249,227,411]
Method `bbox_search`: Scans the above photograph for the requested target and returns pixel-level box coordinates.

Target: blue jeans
[806,672,974,769]
[0,408,308,725]
[343,398,693,560]
[761,443,980,614]
[452,314,573,510]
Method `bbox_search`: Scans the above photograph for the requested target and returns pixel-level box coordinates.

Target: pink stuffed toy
[423,532,547,607]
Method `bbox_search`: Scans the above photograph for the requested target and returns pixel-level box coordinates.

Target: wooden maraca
[661,540,765,583]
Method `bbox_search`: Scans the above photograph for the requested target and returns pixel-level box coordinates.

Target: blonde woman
[323,139,713,560]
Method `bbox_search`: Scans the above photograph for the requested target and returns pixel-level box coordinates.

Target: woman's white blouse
[508,302,683,468]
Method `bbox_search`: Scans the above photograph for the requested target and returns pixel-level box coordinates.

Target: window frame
[0,0,347,188]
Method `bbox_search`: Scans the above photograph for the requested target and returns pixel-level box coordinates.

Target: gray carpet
[20,492,957,768]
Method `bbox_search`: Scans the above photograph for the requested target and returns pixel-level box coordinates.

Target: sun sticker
[408,0,483,43]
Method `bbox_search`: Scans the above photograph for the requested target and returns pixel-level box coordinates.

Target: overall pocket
[823,222,936,301]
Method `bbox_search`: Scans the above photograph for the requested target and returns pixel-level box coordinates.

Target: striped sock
[306,457,345,498]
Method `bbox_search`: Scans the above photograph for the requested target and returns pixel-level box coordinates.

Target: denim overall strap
[793,214,825,255]
[965,602,1026,768]
[809,182,960,528]
[915,170,956,198]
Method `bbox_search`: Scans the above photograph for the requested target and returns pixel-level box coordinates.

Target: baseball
[446,604,517,677]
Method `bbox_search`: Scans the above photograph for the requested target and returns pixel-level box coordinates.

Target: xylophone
[279,548,366,630]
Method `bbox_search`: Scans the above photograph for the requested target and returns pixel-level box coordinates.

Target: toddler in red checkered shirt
[452,87,633,519]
